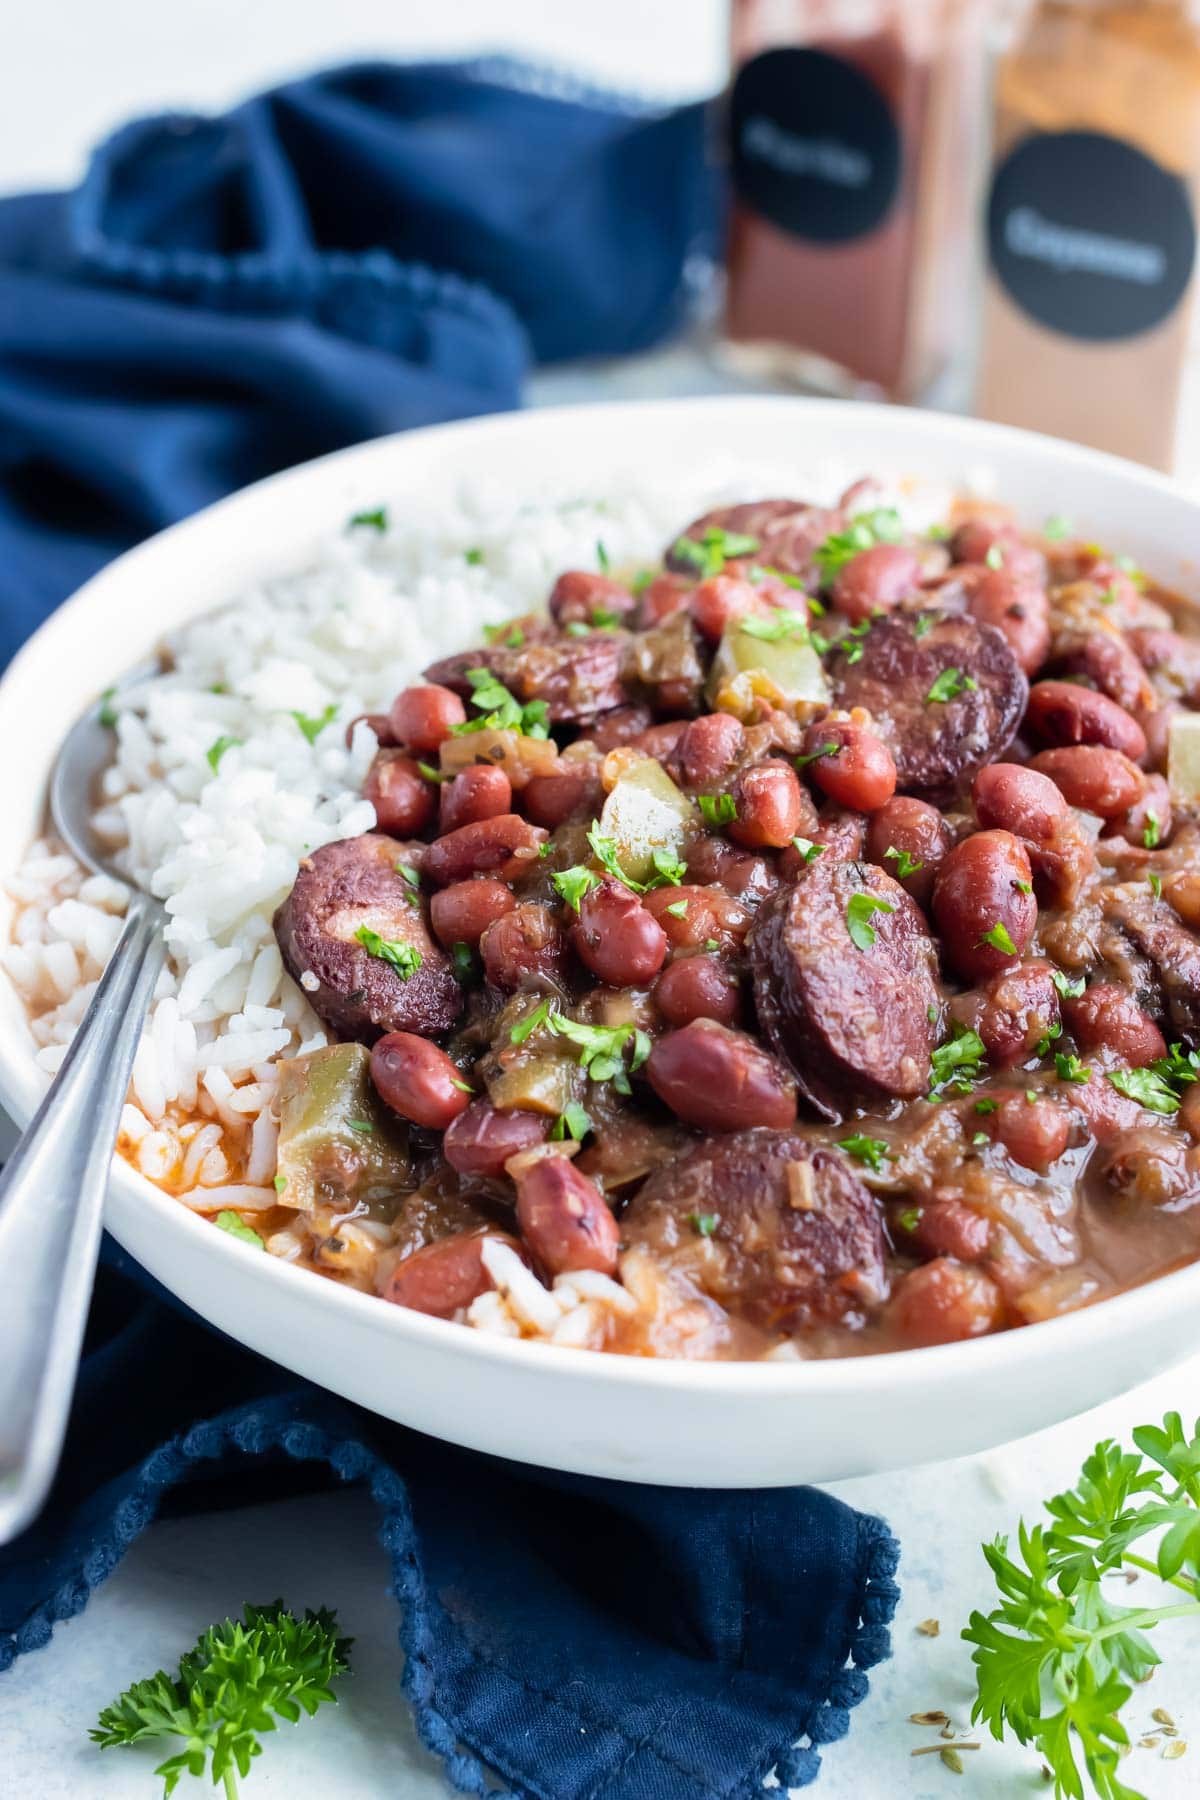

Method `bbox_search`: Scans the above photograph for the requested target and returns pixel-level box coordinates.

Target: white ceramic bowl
[3,397,1199,1489]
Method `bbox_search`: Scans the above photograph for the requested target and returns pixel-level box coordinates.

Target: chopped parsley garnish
[348,506,388,531]
[1015,879,1033,894]
[791,836,825,866]
[671,526,760,579]
[689,1212,719,1237]
[1055,1052,1089,1084]
[813,508,904,584]
[1158,1042,1200,1086]
[631,568,656,595]
[395,860,420,889]
[985,544,1005,570]
[838,619,874,664]
[450,941,477,987]
[346,1118,374,1134]
[738,609,812,643]
[551,1102,593,1142]
[215,1210,265,1249]
[553,865,601,911]
[1143,811,1161,849]
[794,741,838,769]
[449,1077,474,1095]
[464,546,485,565]
[911,612,936,639]
[451,667,550,740]
[482,620,524,648]
[974,1097,999,1114]
[1035,1021,1063,1058]
[703,938,720,952]
[884,845,925,880]
[596,539,610,573]
[845,892,895,951]
[837,1134,891,1172]
[897,1207,922,1234]
[290,703,337,744]
[972,1130,990,1147]
[978,920,1018,956]
[353,926,422,979]
[98,686,119,727]
[749,562,808,592]
[1051,969,1086,1000]
[206,735,241,773]
[416,760,450,784]
[591,606,623,629]
[1106,1066,1179,1114]
[648,848,686,888]
[698,793,738,828]
[510,999,552,1045]
[927,666,979,704]
[545,1012,651,1095]
[1043,513,1073,540]
[1150,872,1163,899]
[664,899,689,918]
[565,621,591,639]
[272,1174,288,1193]
[929,1023,986,1098]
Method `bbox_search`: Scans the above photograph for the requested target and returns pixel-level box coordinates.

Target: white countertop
[4,5,1200,1794]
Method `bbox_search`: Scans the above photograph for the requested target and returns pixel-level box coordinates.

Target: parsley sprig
[671,525,760,578]
[509,1002,650,1094]
[929,1023,987,1099]
[965,1413,1200,1800]
[92,1600,351,1797]
[813,508,904,585]
[451,667,550,740]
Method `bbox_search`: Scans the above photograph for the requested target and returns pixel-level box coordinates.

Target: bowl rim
[4,390,1200,1400]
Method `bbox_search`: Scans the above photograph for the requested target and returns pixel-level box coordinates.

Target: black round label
[729,47,901,244]
[987,130,1196,342]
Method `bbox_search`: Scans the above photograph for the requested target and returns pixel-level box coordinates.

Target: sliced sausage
[622,1130,888,1333]
[829,614,1027,803]
[443,1101,551,1181]
[864,796,954,907]
[1103,887,1200,1035]
[424,632,630,725]
[1029,746,1146,819]
[548,570,636,628]
[274,833,462,1042]
[666,497,844,586]
[748,859,939,1120]
[977,961,1061,1068]
[482,902,569,992]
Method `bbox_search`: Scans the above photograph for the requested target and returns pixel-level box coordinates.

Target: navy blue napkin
[0,57,718,667]
[0,59,899,1798]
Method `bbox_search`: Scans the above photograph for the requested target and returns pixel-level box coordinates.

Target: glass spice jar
[722,0,987,401]
[975,0,1200,475]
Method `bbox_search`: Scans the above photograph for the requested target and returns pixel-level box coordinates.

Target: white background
[2,4,1200,1797]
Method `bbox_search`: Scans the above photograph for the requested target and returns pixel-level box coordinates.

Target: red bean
[1026,681,1147,761]
[1061,630,1156,715]
[630,719,689,761]
[646,1019,797,1131]
[643,884,752,952]
[548,570,635,627]
[481,902,568,991]
[389,683,467,753]
[689,575,767,642]
[1108,771,1170,849]
[653,954,742,1028]
[514,1155,619,1276]
[1029,746,1146,819]
[987,1090,1071,1171]
[729,758,806,848]
[430,877,515,949]
[572,878,667,986]
[952,519,1046,583]
[444,1102,550,1180]
[810,807,868,862]
[832,543,920,624]
[891,1200,990,1264]
[977,961,1060,1068]
[864,796,953,905]
[678,712,747,791]
[364,751,438,836]
[439,764,513,834]
[973,762,1067,841]
[932,829,1037,980]
[382,1231,523,1318]
[587,704,655,751]
[967,571,1051,676]
[425,815,547,886]
[803,720,897,814]
[1063,983,1167,1067]
[683,835,778,903]
[521,763,602,828]
[888,1258,1005,1347]
[370,1031,472,1130]
[637,572,693,628]
[1140,703,1175,775]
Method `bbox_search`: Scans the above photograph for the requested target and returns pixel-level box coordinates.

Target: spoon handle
[0,894,165,1544]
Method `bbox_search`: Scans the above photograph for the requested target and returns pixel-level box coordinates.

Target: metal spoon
[0,664,165,1544]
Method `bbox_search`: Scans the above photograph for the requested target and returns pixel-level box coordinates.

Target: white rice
[3,456,950,1321]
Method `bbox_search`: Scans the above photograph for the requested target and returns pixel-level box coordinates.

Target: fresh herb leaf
[974,1097,999,1114]
[92,1600,351,1798]
[979,921,1018,956]
[688,1212,719,1237]
[449,1077,474,1095]
[482,620,524,648]
[929,1024,986,1098]
[837,1134,891,1173]
[1107,1067,1180,1114]
[354,926,422,979]
[98,686,119,727]
[550,1102,593,1143]
[845,892,895,951]
[586,824,640,889]
[791,836,826,866]
[985,544,1005,570]
[671,527,760,579]
[348,506,387,530]
[1015,879,1033,894]
[1055,1052,1089,1085]
[215,1211,265,1250]
[290,704,337,745]
[206,735,242,773]
[738,609,811,643]
[565,621,591,638]
[451,667,550,740]
[1051,970,1086,1001]
[1035,1021,1063,1058]
[794,741,838,769]
[596,539,610,573]
[647,847,686,889]
[897,1207,922,1233]
[545,1010,650,1096]
[346,1118,374,1134]
[698,793,738,828]
[1143,812,1161,850]
[510,999,552,1045]
[553,864,602,911]
[912,612,935,639]
[450,942,477,987]
[416,760,450,784]
[1043,514,1073,541]
[927,666,979,704]
[1150,873,1163,900]
[591,606,622,629]
[703,937,720,952]
[631,568,656,596]
[884,845,925,880]
[464,547,485,566]
[664,899,689,918]
[272,1174,288,1193]
[813,508,904,584]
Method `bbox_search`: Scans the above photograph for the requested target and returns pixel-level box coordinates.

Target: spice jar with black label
[723,0,987,399]
[975,0,1200,474]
